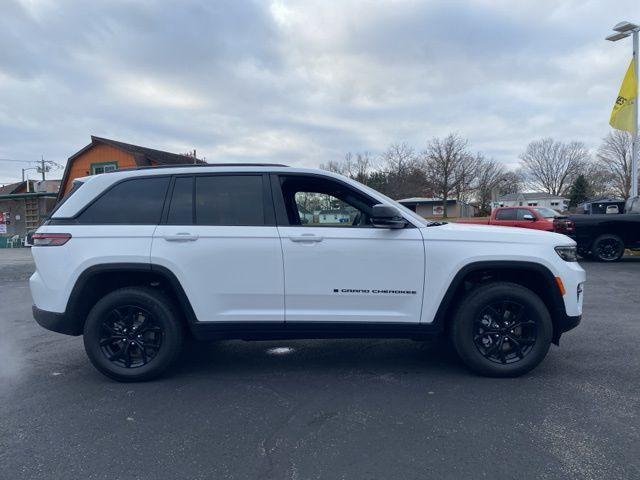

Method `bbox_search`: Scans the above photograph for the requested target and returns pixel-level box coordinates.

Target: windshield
[534,207,559,218]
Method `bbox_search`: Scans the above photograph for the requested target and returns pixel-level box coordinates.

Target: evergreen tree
[568,174,590,208]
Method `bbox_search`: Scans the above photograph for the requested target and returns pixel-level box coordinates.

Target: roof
[59,135,207,200]
[0,180,58,200]
[0,181,23,195]
[397,197,461,204]
[579,197,625,205]
[497,192,567,201]
[0,180,37,195]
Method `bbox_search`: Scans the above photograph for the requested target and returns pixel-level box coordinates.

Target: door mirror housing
[370,204,407,229]
[522,213,535,221]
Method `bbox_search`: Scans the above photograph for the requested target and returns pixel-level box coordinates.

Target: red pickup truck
[457,206,574,234]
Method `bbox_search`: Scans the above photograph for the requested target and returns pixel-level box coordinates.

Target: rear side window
[495,209,516,221]
[195,175,265,226]
[78,177,170,224]
[167,177,194,225]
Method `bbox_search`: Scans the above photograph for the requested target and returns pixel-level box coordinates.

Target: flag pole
[633,28,639,198]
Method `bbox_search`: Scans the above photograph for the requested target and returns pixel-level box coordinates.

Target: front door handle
[164,232,199,242]
[289,234,323,243]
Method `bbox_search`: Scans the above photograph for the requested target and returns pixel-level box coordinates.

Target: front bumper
[32,305,82,336]
[553,313,581,344]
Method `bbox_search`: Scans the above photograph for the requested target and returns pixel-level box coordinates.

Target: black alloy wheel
[84,287,183,382]
[473,301,536,364]
[99,305,163,369]
[593,235,624,262]
[451,281,552,377]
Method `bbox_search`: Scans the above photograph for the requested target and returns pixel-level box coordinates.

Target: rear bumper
[32,305,81,336]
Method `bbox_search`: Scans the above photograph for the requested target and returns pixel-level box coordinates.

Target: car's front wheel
[83,287,184,382]
[451,282,552,377]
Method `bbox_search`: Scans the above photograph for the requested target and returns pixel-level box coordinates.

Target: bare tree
[319,159,343,174]
[519,138,588,196]
[596,131,634,199]
[496,170,523,195]
[320,152,376,184]
[454,152,481,204]
[474,157,507,216]
[380,142,427,199]
[423,133,472,217]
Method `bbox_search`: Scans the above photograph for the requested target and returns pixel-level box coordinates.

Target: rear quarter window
[77,177,170,224]
[495,209,516,221]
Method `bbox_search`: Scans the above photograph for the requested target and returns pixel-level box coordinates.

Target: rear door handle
[163,232,199,242]
[289,234,323,243]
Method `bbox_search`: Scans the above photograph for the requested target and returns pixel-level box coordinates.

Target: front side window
[91,162,118,175]
[516,209,533,220]
[195,175,265,226]
[279,175,374,227]
[78,177,170,224]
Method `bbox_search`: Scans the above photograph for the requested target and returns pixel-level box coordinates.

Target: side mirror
[370,204,407,229]
[522,214,535,221]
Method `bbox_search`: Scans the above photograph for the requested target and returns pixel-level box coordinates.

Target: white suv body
[30,165,585,381]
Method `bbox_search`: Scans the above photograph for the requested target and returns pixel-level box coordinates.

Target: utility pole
[41,155,46,181]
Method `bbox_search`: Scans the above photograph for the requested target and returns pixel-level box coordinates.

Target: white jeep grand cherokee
[30,164,585,381]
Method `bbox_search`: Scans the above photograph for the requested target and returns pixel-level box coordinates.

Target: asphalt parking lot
[1,249,639,480]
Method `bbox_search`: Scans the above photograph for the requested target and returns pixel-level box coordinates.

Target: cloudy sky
[0,0,637,183]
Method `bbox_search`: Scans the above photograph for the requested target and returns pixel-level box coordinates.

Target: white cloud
[0,0,637,183]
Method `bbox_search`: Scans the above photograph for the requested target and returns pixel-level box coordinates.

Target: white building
[495,192,568,212]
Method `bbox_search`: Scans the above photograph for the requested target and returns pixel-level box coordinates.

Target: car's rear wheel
[83,287,183,382]
[451,282,552,377]
[592,234,625,262]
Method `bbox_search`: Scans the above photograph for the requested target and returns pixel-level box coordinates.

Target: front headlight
[555,245,578,262]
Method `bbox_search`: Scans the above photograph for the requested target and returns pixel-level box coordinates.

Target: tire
[592,234,625,262]
[451,282,553,377]
[83,287,184,382]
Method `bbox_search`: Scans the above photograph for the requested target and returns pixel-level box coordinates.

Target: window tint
[495,208,516,220]
[78,177,170,224]
[167,177,193,225]
[195,175,265,226]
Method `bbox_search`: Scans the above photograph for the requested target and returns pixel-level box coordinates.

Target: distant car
[457,206,574,234]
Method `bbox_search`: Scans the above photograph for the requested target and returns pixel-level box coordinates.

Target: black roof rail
[116,163,289,172]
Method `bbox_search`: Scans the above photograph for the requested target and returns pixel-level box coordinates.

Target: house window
[527,202,538,206]
[91,162,118,175]
[550,201,559,207]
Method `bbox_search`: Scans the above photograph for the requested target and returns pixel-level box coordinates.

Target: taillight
[32,233,72,246]
[553,219,574,234]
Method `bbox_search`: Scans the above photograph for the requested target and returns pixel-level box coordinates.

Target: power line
[0,158,41,164]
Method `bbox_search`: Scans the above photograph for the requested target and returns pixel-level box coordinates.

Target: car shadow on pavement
[578,255,640,264]
[173,337,467,379]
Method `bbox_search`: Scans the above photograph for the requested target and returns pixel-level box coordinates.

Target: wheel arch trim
[64,262,199,332]
[431,260,567,340]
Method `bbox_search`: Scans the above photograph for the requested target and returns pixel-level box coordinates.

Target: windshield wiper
[427,221,447,226]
